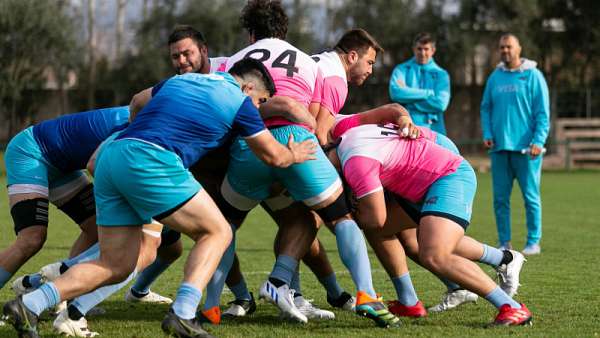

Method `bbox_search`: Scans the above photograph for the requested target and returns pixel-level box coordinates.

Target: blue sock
[391,272,418,306]
[131,257,172,295]
[229,279,251,301]
[72,269,137,315]
[269,255,298,286]
[485,286,521,309]
[437,275,461,291]
[290,267,301,296]
[203,227,236,311]
[63,243,100,268]
[479,244,504,267]
[0,267,13,289]
[25,273,44,289]
[172,282,202,320]
[334,219,376,297]
[318,273,344,299]
[23,282,60,316]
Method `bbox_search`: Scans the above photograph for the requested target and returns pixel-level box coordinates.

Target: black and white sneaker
[222,292,257,318]
[161,309,214,338]
[327,291,355,311]
[3,296,40,338]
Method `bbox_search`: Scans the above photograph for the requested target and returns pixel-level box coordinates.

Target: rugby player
[326,104,533,326]
[3,59,316,338]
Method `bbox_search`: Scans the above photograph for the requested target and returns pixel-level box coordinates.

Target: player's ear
[347,50,359,64]
[241,82,255,95]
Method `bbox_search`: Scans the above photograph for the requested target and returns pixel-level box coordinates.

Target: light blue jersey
[480,59,550,151]
[389,57,450,134]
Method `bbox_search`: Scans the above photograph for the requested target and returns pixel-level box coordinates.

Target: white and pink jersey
[209,56,229,73]
[312,51,348,115]
[225,38,322,128]
[332,115,463,202]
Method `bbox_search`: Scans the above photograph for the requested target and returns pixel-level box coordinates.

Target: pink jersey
[332,114,463,202]
[226,38,322,128]
[312,51,348,115]
[209,56,229,73]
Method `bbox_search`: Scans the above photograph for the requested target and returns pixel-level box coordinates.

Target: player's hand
[397,115,420,139]
[529,144,543,158]
[287,134,317,163]
[483,139,494,149]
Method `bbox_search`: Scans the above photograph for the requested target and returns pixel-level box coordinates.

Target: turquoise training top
[480,58,550,151]
[388,57,451,124]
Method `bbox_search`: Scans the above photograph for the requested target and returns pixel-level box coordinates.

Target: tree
[0,0,80,137]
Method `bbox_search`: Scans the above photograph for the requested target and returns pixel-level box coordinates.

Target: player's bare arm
[245,131,317,168]
[358,103,420,139]
[129,87,153,122]
[259,96,316,130]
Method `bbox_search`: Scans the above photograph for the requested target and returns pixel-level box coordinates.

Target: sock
[290,267,302,297]
[59,263,69,274]
[71,269,137,315]
[391,272,418,306]
[484,286,521,309]
[62,243,100,268]
[479,244,504,267]
[438,276,462,292]
[334,219,376,298]
[0,267,12,289]
[203,225,236,311]
[229,279,251,301]
[318,273,344,299]
[269,255,298,286]
[172,282,202,320]
[22,282,60,316]
[131,257,172,295]
[501,250,514,265]
[22,273,44,289]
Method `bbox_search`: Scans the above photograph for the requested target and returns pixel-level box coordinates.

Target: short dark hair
[240,0,288,40]
[335,29,384,56]
[168,25,206,48]
[413,32,436,48]
[229,58,276,96]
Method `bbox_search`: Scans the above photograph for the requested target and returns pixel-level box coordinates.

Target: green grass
[0,171,599,337]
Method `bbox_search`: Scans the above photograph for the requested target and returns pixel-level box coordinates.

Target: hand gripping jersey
[312,50,348,115]
[332,115,463,203]
[32,106,130,172]
[225,38,323,128]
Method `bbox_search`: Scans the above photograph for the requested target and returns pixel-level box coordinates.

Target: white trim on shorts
[8,184,49,197]
[303,177,343,207]
[220,175,260,211]
[49,175,91,205]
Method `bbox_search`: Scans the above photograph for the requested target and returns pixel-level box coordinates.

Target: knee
[418,249,449,273]
[103,255,137,284]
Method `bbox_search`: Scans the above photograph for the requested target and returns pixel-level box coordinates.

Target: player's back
[226,38,321,109]
[33,106,130,172]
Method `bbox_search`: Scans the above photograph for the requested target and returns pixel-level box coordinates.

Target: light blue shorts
[419,160,476,228]
[94,138,201,226]
[5,127,87,201]
[223,125,341,211]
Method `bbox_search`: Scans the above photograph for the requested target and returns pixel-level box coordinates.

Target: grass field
[0,170,599,337]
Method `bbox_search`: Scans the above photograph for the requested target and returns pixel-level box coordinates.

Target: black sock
[130,288,149,298]
[68,304,84,321]
[293,292,303,298]
[59,262,70,274]
[268,277,286,288]
[22,275,32,288]
[501,250,514,265]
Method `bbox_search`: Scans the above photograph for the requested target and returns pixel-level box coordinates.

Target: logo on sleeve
[424,196,438,205]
